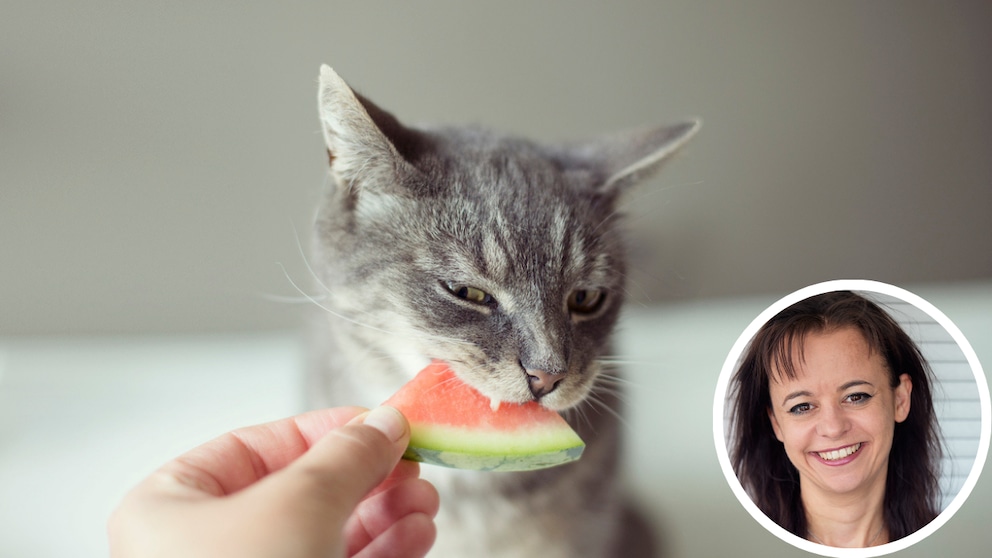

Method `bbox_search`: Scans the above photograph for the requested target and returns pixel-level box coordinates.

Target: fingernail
[362,405,407,442]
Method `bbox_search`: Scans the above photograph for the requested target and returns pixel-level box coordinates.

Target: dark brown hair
[728,291,940,541]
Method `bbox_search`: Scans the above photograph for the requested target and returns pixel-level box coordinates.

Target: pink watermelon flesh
[383,361,585,471]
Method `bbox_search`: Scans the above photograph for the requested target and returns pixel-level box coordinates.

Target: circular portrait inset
[713,280,989,557]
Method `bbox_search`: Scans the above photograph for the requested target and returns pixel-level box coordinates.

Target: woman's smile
[811,442,863,465]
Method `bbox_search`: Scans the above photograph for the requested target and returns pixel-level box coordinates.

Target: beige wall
[2,1,990,334]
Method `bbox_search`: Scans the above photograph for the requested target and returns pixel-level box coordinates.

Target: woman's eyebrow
[782,390,812,406]
[839,380,873,391]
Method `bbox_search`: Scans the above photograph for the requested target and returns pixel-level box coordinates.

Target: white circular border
[712,279,991,557]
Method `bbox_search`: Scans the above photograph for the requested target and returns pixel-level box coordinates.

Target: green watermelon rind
[403,445,585,472]
[403,422,585,472]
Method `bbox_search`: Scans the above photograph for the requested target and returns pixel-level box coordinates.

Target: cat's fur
[307,64,698,557]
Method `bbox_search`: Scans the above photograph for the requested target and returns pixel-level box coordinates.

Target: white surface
[0,283,989,557]
[0,335,303,557]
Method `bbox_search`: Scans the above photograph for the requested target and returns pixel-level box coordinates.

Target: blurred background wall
[2,0,990,335]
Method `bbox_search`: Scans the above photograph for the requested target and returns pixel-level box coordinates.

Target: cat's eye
[567,288,606,315]
[444,282,495,306]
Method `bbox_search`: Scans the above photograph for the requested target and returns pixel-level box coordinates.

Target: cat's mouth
[417,356,593,413]
[436,360,547,408]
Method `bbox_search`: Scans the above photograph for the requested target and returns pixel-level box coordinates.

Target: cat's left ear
[563,120,700,197]
[317,65,423,195]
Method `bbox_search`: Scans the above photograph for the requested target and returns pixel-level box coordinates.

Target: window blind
[863,291,983,511]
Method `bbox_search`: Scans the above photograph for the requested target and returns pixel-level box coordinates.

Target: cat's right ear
[558,119,701,199]
[317,65,420,194]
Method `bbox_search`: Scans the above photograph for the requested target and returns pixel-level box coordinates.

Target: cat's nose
[525,368,564,399]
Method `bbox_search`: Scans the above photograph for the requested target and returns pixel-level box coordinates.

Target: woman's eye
[568,288,606,314]
[444,282,494,305]
[788,402,812,415]
[846,392,873,405]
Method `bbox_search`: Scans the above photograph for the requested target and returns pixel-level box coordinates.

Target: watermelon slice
[383,361,585,472]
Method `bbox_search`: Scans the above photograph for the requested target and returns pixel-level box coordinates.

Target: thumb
[259,405,411,528]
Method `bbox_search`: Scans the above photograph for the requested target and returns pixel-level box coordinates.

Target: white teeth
[490,398,501,412]
[817,443,861,461]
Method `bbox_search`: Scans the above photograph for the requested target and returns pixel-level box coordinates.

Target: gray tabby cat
[307,64,698,557]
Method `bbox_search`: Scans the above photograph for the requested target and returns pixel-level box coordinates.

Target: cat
[306,64,698,557]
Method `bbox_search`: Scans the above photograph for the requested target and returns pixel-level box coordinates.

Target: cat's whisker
[590,368,639,404]
[593,376,632,393]
[279,262,398,335]
[595,366,642,381]
[292,224,422,333]
[423,375,463,397]
[589,209,623,238]
[285,226,396,327]
[292,221,336,299]
[595,385,634,405]
[564,400,596,434]
[581,390,629,431]
[280,257,475,348]
[413,331,478,348]
[592,358,629,374]
[592,389,628,412]
[258,292,329,304]
[616,272,654,307]
[590,379,629,406]
[595,355,648,366]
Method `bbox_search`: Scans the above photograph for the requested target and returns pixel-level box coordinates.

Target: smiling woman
[765,326,917,546]
[726,288,942,550]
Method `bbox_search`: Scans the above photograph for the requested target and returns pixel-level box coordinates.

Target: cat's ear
[317,65,422,194]
[564,120,700,197]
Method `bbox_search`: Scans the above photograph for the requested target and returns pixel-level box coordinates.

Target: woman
[729,291,941,547]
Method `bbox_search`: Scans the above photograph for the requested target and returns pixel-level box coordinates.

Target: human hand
[108,406,439,558]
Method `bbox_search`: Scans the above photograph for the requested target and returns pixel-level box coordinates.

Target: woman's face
[767,326,912,500]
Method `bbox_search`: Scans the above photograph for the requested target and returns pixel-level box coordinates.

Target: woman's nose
[816,404,851,438]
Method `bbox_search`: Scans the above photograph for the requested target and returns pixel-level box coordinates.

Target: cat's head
[312,65,698,411]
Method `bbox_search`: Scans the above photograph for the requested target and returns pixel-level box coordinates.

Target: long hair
[728,291,941,541]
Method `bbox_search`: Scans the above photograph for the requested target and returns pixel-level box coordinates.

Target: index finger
[163,406,369,497]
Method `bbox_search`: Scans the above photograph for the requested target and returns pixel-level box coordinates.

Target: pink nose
[526,368,564,399]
